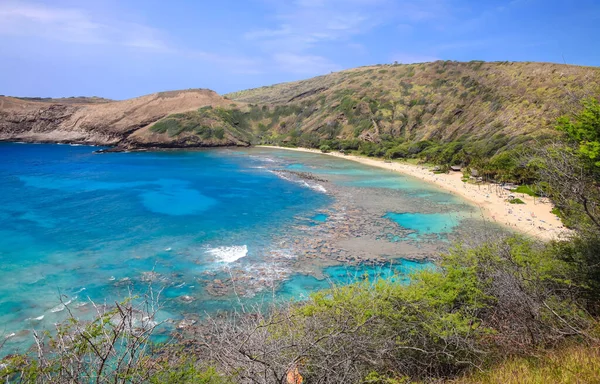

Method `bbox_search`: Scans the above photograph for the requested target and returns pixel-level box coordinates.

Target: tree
[319,144,331,153]
[556,97,600,167]
[534,99,600,312]
[536,99,600,232]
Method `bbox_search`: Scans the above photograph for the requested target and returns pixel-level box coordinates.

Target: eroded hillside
[0,89,251,148]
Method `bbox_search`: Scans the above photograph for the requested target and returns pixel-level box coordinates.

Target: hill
[6,96,114,104]
[0,89,251,148]
[222,61,600,162]
[2,61,600,155]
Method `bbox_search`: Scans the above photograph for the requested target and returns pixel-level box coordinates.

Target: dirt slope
[0,89,243,147]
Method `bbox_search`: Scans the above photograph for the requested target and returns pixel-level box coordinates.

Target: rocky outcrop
[0,89,243,148]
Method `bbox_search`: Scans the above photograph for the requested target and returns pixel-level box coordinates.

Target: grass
[451,344,600,384]
[509,198,526,204]
[514,185,540,197]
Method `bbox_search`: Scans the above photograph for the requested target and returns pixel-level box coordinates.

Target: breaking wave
[207,245,248,263]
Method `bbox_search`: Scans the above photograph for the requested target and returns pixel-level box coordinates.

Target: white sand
[261,146,571,241]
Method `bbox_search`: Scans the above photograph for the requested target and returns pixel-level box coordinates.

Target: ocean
[0,143,483,352]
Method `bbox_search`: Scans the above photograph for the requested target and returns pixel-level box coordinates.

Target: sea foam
[50,299,72,313]
[302,181,327,193]
[207,245,248,263]
[270,171,327,194]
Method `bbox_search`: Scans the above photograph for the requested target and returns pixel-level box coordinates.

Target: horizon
[1,0,599,99]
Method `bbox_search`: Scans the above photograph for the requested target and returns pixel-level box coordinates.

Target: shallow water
[0,144,480,352]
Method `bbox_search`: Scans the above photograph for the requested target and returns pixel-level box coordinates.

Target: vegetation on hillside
[149,106,253,143]
[228,62,598,135]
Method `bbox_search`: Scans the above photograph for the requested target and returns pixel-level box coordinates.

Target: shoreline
[260,146,570,241]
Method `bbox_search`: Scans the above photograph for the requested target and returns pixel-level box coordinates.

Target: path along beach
[261,146,570,241]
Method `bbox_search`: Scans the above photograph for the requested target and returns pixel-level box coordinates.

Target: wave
[270,171,328,194]
[301,181,327,193]
[250,156,276,163]
[25,315,44,321]
[207,245,248,263]
[50,304,65,313]
[50,299,72,313]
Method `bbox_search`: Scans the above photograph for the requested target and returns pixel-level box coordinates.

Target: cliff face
[0,89,248,148]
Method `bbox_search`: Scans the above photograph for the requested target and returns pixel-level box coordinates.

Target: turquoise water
[312,213,328,223]
[0,144,474,352]
[384,212,461,239]
[277,260,433,301]
[265,151,465,205]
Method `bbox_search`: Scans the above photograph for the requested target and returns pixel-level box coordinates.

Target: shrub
[514,185,539,196]
[214,127,225,140]
[150,118,179,134]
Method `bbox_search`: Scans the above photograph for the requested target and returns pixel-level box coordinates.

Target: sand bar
[260,146,570,241]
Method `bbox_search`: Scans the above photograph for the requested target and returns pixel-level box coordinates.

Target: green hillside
[231,61,598,146]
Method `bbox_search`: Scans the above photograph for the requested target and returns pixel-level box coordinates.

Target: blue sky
[1,0,599,99]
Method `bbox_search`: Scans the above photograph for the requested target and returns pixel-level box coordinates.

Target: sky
[0,0,599,99]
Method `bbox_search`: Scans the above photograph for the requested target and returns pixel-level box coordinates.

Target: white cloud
[0,2,169,51]
[244,0,449,76]
[0,1,265,74]
[246,1,387,53]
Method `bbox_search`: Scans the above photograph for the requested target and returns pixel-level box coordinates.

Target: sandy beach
[261,146,570,241]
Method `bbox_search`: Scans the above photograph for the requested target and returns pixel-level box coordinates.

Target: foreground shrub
[189,236,596,383]
[0,292,234,384]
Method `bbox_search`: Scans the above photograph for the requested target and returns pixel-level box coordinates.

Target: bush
[514,185,539,196]
[196,236,593,382]
[213,127,225,140]
[0,292,235,383]
[150,118,179,134]
[319,144,331,153]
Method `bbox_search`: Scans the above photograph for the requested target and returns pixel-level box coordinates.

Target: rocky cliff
[0,89,250,148]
